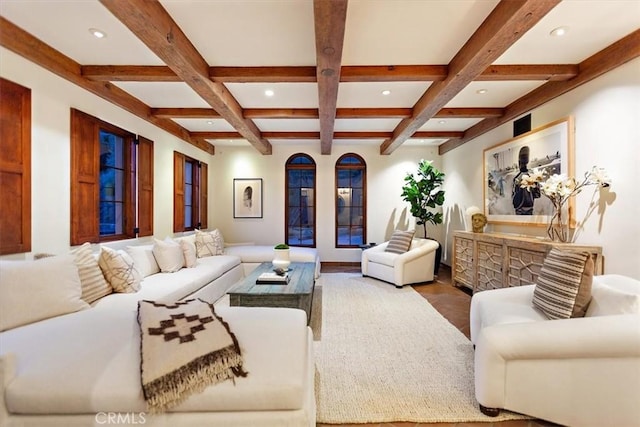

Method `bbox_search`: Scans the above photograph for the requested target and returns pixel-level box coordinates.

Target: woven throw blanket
[137,299,247,412]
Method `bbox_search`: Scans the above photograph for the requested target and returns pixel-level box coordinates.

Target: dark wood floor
[317,263,560,427]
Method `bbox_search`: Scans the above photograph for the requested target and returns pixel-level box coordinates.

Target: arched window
[335,153,366,247]
[285,154,316,247]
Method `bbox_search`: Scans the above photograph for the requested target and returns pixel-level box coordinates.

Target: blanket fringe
[144,345,246,413]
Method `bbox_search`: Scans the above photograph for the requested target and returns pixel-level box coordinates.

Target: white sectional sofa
[0,236,320,427]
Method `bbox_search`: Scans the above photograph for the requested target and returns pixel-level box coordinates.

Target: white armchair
[361,238,439,288]
[470,274,640,426]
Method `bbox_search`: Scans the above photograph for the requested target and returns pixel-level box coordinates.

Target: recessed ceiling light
[476,88,488,94]
[381,90,391,96]
[438,120,446,124]
[264,89,274,97]
[89,28,107,39]
[206,120,213,125]
[550,26,569,37]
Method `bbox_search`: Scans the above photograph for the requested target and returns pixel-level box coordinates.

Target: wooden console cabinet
[452,231,603,293]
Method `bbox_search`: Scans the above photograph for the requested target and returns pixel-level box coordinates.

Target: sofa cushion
[1,305,309,414]
[126,244,160,277]
[153,238,184,273]
[385,230,415,254]
[532,249,593,320]
[99,247,142,293]
[196,229,225,258]
[180,239,197,268]
[365,250,399,267]
[586,283,640,317]
[0,255,90,331]
[71,242,112,304]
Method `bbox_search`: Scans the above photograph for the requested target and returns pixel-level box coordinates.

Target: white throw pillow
[586,283,640,317]
[0,255,90,331]
[180,239,197,268]
[126,245,160,277]
[98,247,142,293]
[195,229,225,258]
[152,238,184,273]
[71,242,112,304]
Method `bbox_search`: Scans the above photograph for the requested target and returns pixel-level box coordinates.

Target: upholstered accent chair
[361,238,439,288]
[470,274,640,426]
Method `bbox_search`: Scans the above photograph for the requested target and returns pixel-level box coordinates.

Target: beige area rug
[312,273,529,424]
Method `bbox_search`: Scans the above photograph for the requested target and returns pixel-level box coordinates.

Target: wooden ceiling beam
[99,0,272,155]
[81,64,578,83]
[439,29,640,154]
[380,0,561,155]
[210,66,316,83]
[0,16,213,155]
[152,107,502,120]
[314,0,348,155]
[82,65,180,81]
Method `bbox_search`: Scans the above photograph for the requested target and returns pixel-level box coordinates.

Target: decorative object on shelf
[233,178,263,218]
[272,243,291,270]
[483,117,572,226]
[400,159,445,274]
[519,166,611,242]
[471,213,487,233]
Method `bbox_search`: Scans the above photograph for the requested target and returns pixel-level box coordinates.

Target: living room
[1,1,639,426]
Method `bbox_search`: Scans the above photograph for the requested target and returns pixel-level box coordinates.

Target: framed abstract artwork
[233,178,263,218]
[483,117,574,226]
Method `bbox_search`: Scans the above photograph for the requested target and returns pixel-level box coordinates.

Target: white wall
[441,57,640,279]
[0,46,442,262]
[209,144,442,262]
[0,47,213,258]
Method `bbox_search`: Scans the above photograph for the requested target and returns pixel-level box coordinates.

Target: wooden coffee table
[227,262,316,323]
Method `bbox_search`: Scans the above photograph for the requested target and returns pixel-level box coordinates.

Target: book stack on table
[256,271,290,284]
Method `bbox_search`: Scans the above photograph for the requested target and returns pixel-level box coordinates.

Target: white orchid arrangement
[519,166,611,241]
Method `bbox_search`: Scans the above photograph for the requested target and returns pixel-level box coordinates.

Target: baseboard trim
[321,261,360,268]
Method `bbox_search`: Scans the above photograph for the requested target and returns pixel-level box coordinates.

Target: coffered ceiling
[1,0,638,156]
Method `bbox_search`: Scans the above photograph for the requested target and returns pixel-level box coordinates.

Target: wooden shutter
[137,136,154,236]
[173,151,185,232]
[70,109,100,245]
[0,78,31,255]
[200,162,208,229]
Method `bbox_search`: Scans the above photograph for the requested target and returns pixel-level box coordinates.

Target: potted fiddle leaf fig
[400,159,445,274]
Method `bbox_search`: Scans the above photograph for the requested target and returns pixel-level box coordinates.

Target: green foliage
[274,243,290,250]
[400,159,445,238]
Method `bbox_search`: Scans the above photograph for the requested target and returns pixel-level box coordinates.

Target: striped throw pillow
[71,242,112,304]
[532,249,593,320]
[385,230,415,254]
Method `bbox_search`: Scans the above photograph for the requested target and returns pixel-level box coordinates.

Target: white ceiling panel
[0,0,162,65]
[496,0,640,64]
[111,82,210,108]
[343,0,500,65]
[420,118,483,131]
[161,0,316,66]
[334,118,401,132]
[253,119,320,132]
[172,118,235,132]
[337,82,431,108]
[225,83,319,108]
[445,81,545,108]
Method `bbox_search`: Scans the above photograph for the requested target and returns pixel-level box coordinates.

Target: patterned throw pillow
[195,229,225,258]
[98,246,142,293]
[385,230,415,254]
[532,249,593,320]
[71,242,112,304]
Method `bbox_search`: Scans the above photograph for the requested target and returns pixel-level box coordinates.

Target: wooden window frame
[173,151,207,232]
[285,153,316,248]
[335,153,367,248]
[0,78,31,255]
[70,109,153,245]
